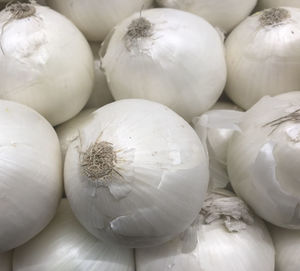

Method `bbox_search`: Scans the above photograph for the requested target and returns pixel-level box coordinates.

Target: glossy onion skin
[227,93,300,229]
[101,8,227,123]
[136,218,274,271]
[65,99,209,247]
[225,7,300,110]
[13,200,134,271]
[0,5,94,125]
[47,0,154,41]
[0,100,62,252]
[156,0,257,33]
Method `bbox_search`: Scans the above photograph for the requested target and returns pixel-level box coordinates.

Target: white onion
[64,99,209,247]
[156,0,257,33]
[0,3,94,125]
[257,0,300,9]
[101,8,226,122]
[13,199,134,271]
[136,190,275,271]
[270,225,300,271]
[227,92,300,229]
[46,0,154,41]
[85,43,114,109]
[193,103,243,190]
[225,7,300,110]
[0,251,12,271]
[0,100,62,252]
[56,108,95,160]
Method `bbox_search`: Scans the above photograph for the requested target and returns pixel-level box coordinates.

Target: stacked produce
[0,0,299,270]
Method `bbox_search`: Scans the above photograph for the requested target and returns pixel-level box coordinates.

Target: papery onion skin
[227,92,300,229]
[13,199,134,271]
[64,99,209,247]
[0,5,94,126]
[84,43,114,109]
[0,100,62,252]
[101,8,227,123]
[257,0,300,9]
[46,0,154,41]
[193,103,243,190]
[0,251,12,271]
[225,7,300,110]
[136,191,275,271]
[156,0,257,33]
[270,225,300,271]
[56,108,95,160]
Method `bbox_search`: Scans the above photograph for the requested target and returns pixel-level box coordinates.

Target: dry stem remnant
[126,17,153,40]
[5,1,36,20]
[81,141,117,181]
[259,8,290,27]
[200,192,254,232]
[263,108,300,135]
[0,1,36,54]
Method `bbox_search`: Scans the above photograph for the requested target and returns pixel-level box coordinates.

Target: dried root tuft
[126,17,153,40]
[4,1,36,20]
[259,8,290,27]
[80,141,117,181]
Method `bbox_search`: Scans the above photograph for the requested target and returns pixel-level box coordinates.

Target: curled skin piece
[136,190,275,271]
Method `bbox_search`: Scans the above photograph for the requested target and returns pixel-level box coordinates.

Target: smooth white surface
[0,5,94,125]
[13,199,134,271]
[137,206,274,271]
[228,92,300,228]
[193,105,243,190]
[156,0,257,33]
[0,100,62,252]
[47,0,153,41]
[65,99,209,247]
[101,8,226,123]
[225,7,300,110]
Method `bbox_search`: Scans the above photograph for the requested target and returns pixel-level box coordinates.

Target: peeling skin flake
[200,191,254,232]
[252,141,300,227]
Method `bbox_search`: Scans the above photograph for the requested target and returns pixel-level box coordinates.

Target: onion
[227,92,300,229]
[0,251,12,271]
[257,0,300,9]
[136,190,275,271]
[101,8,226,122]
[85,43,114,109]
[0,100,62,252]
[270,225,300,271]
[0,3,94,125]
[46,0,154,41]
[13,199,134,271]
[64,99,209,247]
[193,103,243,190]
[156,0,257,33]
[56,108,95,160]
[225,7,300,110]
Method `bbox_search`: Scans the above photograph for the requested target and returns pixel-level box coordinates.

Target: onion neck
[126,17,153,39]
[124,16,153,51]
[259,8,290,27]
